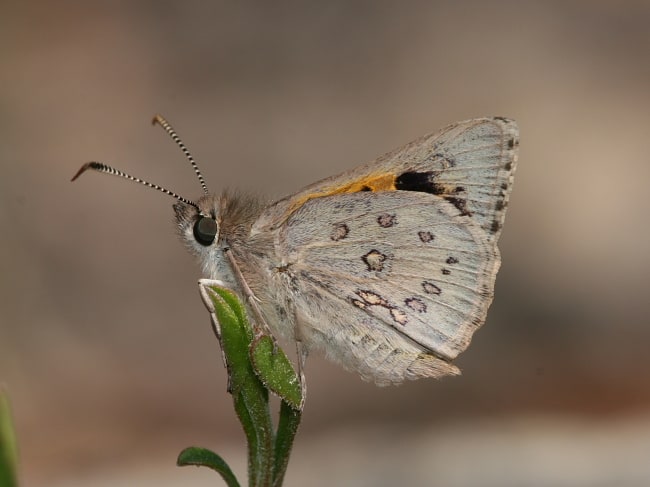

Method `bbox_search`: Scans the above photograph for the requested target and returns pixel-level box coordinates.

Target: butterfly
[74,115,518,389]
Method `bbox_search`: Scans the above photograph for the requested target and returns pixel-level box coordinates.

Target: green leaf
[201,284,274,486]
[0,388,18,487]
[193,282,304,487]
[177,447,241,487]
[206,287,255,389]
[209,285,250,333]
[250,336,303,411]
[272,400,302,487]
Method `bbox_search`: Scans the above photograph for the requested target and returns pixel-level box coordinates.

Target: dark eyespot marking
[504,161,513,171]
[362,249,387,272]
[422,281,441,295]
[356,290,407,325]
[442,268,451,275]
[405,297,427,313]
[390,308,408,325]
[418,231,434,243]
[331,223,349,241]
[444,196,471,216]
[495,200,505,211]
[446,256,459,264]
[501,183,508,190]
[356,290,388,306]
[444,186,471,215]
[377,213,397,228]
[193,216,217,246]
[490,220,501,233]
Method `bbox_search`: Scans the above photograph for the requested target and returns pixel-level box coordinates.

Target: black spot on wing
[422,281,441,295]
[396,171,471,216]
[418,231,434,243]
[390,308,408,325]
[331,223,349,241]
[405,297,427,313]
[362,249,387,272]
[356,290,388,307]
[377,213,397,228]
[444,196,471,216]
[395,171,438,193]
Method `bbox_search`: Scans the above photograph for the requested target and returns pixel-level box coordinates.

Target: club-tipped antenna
[71,161,200,210]
[152,114,209,195]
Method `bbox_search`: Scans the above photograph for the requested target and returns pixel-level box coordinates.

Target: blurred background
[2,1,649,486]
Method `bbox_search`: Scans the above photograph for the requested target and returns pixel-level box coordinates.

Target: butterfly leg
[224,248,276,339]
[295,339,308,409]
[198,278,233,392]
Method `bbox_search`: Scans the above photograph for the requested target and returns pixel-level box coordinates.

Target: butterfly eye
[193,216,218,246]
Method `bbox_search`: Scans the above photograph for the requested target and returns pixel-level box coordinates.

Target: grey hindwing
[277,191,498,383]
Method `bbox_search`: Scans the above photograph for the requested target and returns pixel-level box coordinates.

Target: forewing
[279,191,499,365]
[254,117,518,244]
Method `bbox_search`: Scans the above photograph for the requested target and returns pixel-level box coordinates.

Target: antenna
[152,114,209,195]
[71,161,200,210]
[71,115,211,210]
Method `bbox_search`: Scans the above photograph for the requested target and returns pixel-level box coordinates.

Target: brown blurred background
[2,1,650,486]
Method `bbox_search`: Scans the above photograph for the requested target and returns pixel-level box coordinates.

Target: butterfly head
[174,194,222,255]
[72,114,224,257]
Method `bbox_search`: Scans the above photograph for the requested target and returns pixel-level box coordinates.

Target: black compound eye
[193,216,217,246]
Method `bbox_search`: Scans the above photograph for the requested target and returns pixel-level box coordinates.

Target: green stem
[179,283,304,486]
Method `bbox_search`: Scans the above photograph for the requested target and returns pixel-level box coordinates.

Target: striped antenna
[153,114,209,195]
[71,161,200,210]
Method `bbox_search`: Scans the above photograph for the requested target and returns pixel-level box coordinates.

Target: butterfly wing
[275,190,498,384]
[253,117,518,244]
[248,117,517,383]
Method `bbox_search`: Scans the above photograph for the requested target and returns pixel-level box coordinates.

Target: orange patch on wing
[289,172,397,214]
[334,173,397,193]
